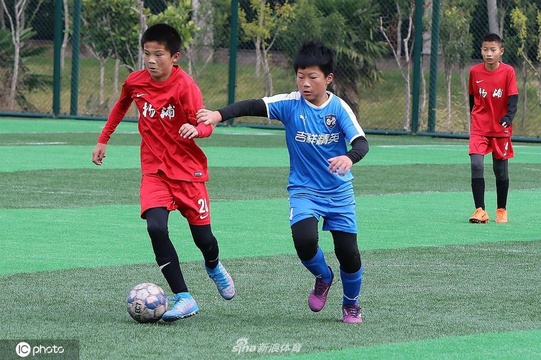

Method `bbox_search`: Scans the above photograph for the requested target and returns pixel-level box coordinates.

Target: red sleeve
[179,74,204,125]
[97,83,133,144]
[195,123,214,138]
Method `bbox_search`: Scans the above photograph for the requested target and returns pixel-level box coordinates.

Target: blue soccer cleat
[206,262,235,300]
[161,292,199,322]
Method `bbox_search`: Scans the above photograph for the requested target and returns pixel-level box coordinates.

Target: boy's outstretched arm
[196,109,223,126]
[197,99,267,125]
[92,143,107,165]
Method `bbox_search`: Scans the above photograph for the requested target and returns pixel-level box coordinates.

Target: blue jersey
[263,91,365,196]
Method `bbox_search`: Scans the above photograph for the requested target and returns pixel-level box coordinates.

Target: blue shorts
[289,192,357,233]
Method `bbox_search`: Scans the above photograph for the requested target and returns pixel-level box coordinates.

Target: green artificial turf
[1,119,540,359]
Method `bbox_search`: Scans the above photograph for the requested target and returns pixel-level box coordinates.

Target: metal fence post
[70,0,82,116]
[427,0,441,133]
[411,0,424,134]
[52,0,63,116]
[227,0,239,125]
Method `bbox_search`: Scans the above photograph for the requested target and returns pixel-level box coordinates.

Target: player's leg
[469,154,489,223]
[145,207,187,293]
[331,230,363,323]
[493,158,509,223]
[140,173,199,321]
[491,137,513,223]
[145,207,199,321]
[291,216,333,312]
[324,195,362,323]
[175,181,235,300]
[468,135,490,223]
[190,224,235,300]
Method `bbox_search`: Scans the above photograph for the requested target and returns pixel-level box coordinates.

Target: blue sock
[340,267,363,305]
[301,248,332,283]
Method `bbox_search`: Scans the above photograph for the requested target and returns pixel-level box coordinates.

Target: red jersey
[468,62,518,138]
[98,65,212,182]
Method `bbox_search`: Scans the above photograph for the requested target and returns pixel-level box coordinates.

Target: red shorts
[140,172,211,225]
[469,134,514,160]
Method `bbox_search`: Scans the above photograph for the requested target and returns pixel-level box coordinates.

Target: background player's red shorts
[469,134,514,160]
[140,172,211,225]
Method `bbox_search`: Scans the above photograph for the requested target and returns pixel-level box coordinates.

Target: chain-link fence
[1,0,541,140]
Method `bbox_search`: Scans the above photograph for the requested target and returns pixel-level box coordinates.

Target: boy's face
[143,41,180,82]
[295,66,333,106]
[480,41,504,68]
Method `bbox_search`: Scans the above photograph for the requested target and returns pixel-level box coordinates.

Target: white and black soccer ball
[126,283,168,323]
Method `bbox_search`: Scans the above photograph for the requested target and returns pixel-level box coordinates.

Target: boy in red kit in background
[468,33,518,224]
[91,23,235,322]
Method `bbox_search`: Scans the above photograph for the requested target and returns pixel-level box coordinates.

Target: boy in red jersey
[468,33,518,224]
[91,23,235,322]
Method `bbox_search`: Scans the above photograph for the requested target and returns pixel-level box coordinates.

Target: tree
[60,0,69,70]
[487,0,499,35]
[189,0,214,78]
[440,2,473,131]
[380,0,415,130]
[145,0,197,68]
[239,0,295,97]
[80,0,197,115]
[0,28,52,110]
[510,4,541,131]
[1,0,45,109]
[81,0,140,114]
[279,0,386,116]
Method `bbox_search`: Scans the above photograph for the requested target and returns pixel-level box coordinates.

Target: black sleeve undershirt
[345,136,369,164]
[218,99,267,121]
[502,95,518,124]
[218,99,368,163]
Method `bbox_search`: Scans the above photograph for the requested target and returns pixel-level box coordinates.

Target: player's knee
[493,161,509,182]
[333,232,361,273]
[471,162,483,176]
[335,248,361,273]
[146,219,168,239]
[190,225,217,251]
[291,219,319,261]
[144,208,169,239]
[293,241,318,261]
[292,229,318,260]
[470,155,484,178]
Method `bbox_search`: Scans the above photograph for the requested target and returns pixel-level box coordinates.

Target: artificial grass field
[1,118,540,359]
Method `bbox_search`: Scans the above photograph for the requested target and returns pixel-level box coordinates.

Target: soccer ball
[126,283,168,323]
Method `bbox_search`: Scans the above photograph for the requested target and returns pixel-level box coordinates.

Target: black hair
[141,23,182,54]
[293,41,336,76]
[482,33,503,46]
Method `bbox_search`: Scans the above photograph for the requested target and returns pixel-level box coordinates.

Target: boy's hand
[197,109,222,126]
[500,116,512,128]
[179,123,199,139]
[92,143,107,165]
[328,155,353,176]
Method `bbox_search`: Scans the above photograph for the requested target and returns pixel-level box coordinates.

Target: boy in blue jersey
[194,41,368,323]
